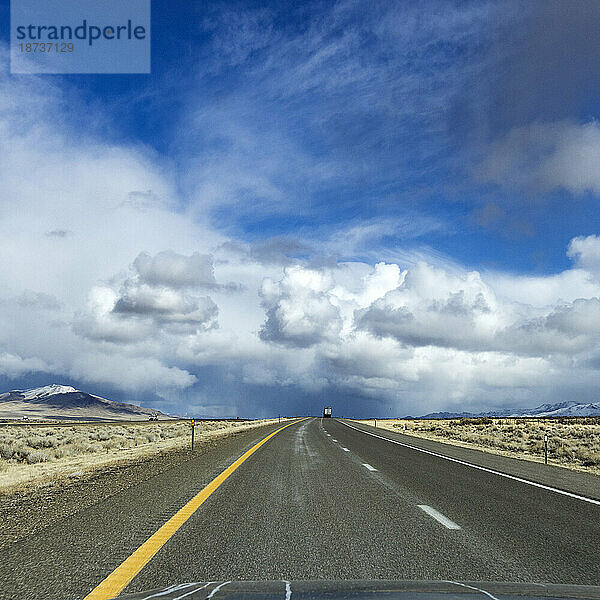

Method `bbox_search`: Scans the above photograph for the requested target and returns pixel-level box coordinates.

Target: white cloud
[133,251,217,288]
[567,235,600,274]
[485,269,599,307]
[357,262,504,351]
[0,66,222,395]
[68,354,197,393]
[259,265,343,348]
[114,282,218,330]
[2,53,600,415]
[0,352,49,379]
[357,261,600,357]
[73,286,153,344]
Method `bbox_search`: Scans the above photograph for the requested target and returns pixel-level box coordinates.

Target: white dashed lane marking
[340,420,600,507]
[418,505,461,530]
[362,463,377,471]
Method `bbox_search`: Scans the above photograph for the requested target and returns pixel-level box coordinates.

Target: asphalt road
[1,417,599,600]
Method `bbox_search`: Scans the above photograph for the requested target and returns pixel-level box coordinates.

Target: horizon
[1,1,600,418]
[2,383,599,421]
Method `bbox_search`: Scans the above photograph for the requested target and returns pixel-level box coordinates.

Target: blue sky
[1,0,600,417]
[57,0,596,273]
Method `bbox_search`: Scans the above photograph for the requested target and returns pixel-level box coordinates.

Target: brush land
[355,417,600,476]
[0,418,284,492]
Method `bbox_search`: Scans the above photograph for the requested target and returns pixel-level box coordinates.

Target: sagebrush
[359,417,600,471]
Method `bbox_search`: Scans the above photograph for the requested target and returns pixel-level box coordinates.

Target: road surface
[1,417,599,600]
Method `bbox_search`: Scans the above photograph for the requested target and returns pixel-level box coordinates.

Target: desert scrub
[0,418,286,491]
[359,416,600,474]
[0,419,280,470]
[0,422,190,466]
[25,450,51,464]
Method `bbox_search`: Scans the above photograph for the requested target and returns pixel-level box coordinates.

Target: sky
[1,0,600,418]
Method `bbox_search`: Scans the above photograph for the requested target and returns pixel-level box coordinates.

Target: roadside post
[279,414,281,423]
[191,419,195,451]
[374,419,377,428]
[544,433,548,464]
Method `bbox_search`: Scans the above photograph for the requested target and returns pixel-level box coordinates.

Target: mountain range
[2,384,598,421]
[0,384,168,421]
[418,400,600,419]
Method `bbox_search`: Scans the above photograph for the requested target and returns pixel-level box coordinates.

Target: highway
[1,417,599,600]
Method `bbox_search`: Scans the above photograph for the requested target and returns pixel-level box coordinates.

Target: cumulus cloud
[2,49,600,414]
[75,260,220,344]
[114,282,218,330]
[357,261,600,357]
[567,235,600,274]
[546,297,600,334]
[5,210,600,412]
[0,65,227,396]
[259,266,343,348]
[73,287,153,344]
[357,263,502,351]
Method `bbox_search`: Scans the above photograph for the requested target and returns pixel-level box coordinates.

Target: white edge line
[207,581,231,598]
[142,582,203,600]
[283,579,292,600]
[418,504,461,530]
[443,581,500,600]
[171,582,214,600]
[339,420,600,506]
[362,462,377,471]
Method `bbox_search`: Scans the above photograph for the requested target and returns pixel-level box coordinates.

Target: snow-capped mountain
[515,401,600,417]
[420,400,600,419]
[18,384,78,400]
[0,385,169,421]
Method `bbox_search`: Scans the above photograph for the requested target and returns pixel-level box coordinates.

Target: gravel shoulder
[0,418,284,492]
[0,419,284,551]
[347,419,600,501]
[353,418,600,477]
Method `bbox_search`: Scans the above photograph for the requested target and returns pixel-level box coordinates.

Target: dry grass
[355,417,600,476]
[0,419,285,491]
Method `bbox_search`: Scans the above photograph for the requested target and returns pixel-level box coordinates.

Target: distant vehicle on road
[323,406,332,418]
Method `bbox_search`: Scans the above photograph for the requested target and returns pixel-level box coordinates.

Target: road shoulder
[343,419,600,501]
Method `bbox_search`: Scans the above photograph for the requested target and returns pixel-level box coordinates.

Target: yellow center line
[84,418,308,600]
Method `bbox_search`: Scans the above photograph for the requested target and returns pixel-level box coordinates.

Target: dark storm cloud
[450,1,600,142]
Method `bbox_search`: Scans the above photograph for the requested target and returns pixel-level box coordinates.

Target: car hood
[115,580,600,600]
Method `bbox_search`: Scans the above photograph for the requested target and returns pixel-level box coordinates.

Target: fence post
[544,433,548,464]
[191,419,195,451]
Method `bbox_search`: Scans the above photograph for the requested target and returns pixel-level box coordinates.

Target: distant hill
[419,400,600,419]
[0,384,170,421]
